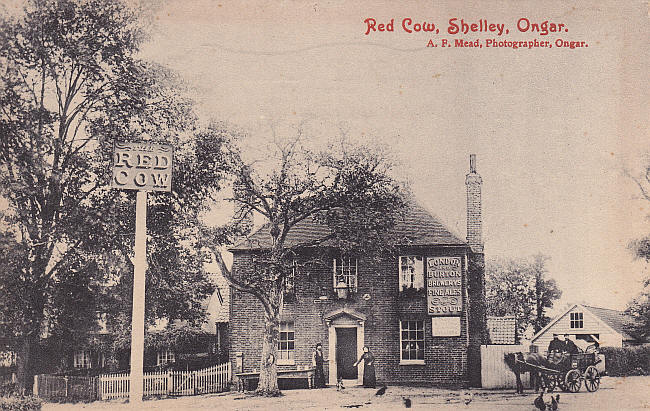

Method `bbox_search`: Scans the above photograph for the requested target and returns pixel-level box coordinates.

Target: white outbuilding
[531,304,641,354]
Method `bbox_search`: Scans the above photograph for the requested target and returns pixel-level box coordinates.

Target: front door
[336,328,357,379]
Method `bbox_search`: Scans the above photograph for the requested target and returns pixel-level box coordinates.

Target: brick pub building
[229,155,488,387]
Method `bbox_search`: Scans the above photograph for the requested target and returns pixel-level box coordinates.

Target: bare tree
[204,127,407,395]
[625,159,650,340]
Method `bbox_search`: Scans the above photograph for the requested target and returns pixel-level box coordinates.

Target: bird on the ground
[462,391,473,405]
[534,392,546,411]
[336,378,345,391]
[375,385,387,396]
[549,394,560,410]
[402,397,411,408]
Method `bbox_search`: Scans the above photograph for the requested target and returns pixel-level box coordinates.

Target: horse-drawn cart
[515,351,601,393]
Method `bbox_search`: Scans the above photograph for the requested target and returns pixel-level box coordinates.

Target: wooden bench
[236,367,316,391]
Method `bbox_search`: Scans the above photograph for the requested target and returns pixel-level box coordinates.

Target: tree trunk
[15,336,35,395]
[256,311,280,396]
[535,274,543,332]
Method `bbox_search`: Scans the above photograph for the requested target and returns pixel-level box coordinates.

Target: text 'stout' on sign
[427,256,462,316]
[111,141,173,192]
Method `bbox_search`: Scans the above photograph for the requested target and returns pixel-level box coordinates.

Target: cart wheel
[584,366,600,392]
[544,374,557,393]
[557,373,568,392]
[564,369,582,393]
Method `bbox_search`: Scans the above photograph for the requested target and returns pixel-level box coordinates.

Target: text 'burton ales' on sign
[111,141,173,192]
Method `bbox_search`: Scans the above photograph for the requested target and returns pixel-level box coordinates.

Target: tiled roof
[229,201,466,251]
[487,316,516,345]
[583,305,636,341]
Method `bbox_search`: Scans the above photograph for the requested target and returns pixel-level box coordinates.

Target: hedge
[599,345,650,376]
[0,396,42,411]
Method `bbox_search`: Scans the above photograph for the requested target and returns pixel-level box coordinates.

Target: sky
[136,0,649,313]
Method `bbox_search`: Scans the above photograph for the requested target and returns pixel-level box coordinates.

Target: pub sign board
[111,141,173,192]
[426,256,462,316]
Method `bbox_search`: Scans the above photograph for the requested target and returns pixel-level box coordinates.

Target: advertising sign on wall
[427,256,462,316]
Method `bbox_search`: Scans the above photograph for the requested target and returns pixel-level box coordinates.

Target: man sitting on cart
[548,334,565,353]
[564,334,579,354]
[547,334,569,368]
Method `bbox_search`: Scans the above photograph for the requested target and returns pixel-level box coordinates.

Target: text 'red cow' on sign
[111,141,173,192]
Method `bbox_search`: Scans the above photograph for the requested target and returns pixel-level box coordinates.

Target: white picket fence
[99,372,131,400]
[98,363,230,400]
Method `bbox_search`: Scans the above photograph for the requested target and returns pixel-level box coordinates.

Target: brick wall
[230,246,474,386]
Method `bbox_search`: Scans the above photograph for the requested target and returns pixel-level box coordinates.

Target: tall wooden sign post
[111,142,173,403]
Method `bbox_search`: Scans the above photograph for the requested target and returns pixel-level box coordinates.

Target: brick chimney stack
[465,154,488,387]
[465,154,483,253]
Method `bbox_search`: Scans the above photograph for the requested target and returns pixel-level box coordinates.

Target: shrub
[600,345,650,376]
[0,396,42,411]
[0,383,16,398]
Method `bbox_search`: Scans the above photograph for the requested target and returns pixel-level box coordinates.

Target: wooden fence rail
[34,374,98,402]
[168,362,231,396]
[98,372,130,401]
[35,362,230,402]
[98,362,231,400]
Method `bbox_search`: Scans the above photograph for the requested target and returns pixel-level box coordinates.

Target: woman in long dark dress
[353,346,376,388]
[312,343,326,388]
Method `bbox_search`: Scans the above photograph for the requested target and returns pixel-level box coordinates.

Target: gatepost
[111,141,173,403]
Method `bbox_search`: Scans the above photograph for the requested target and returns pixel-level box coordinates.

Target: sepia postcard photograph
[0,0,648,410]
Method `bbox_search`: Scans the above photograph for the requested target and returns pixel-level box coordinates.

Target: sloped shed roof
[229,201,466,251]
[583,305,636,341]
[531,303,641,343]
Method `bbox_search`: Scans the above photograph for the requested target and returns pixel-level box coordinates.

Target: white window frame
[399,320,425,365]
[570,312,584,329]
[277,321,295,365]
[333,256,358,292]
[399,256,424,290]
[74,351,92,369]
[156,349,176,366]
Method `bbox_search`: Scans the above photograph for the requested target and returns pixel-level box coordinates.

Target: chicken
[375,385,387,396]
[550,394,560,410]
[534,392,546,411]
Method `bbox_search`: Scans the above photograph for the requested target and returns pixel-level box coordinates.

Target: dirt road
[43,376,650,410]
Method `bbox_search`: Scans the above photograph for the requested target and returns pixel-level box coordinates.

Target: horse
[504,352,556,394]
